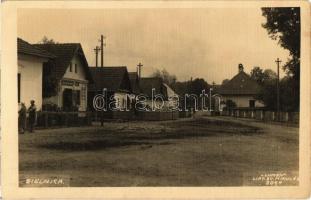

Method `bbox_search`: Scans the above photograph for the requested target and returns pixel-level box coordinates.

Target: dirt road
[19,116,298,186]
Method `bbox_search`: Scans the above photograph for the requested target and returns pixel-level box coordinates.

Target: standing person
[28,100,37,133]
[18,103,27,134]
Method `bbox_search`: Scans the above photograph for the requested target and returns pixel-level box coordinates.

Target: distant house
[88,66,132,111]
[17,38,55,110]
[216,64,264,109]
[33,43,93,111]
[139,77,178,111]
[128,72,141,95]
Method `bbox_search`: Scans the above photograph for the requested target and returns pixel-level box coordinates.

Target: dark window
[18,73,21,103]
[63,89,73,110]
[249,100,255,108]
[69,63,72,72]
[75,64,78,73]
[76,90,80,105]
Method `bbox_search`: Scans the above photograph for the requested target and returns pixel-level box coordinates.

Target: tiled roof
[88,66,132,92]
[128,72,138,80]
[128,72,140,94]
[139,77,167,98]
[33,43,93,82]
[17,38,55,58]
[217,71,261,95]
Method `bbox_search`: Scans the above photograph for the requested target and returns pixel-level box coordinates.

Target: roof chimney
[238,63,244,73]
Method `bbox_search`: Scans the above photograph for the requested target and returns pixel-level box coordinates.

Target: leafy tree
[263,69,277,81]
[254,68,298,112]
[42,62,58,98]
[152,69,177,85]
[262,7,300,111]
[250,67,278,86]
[250,66,265,85]
[170,78,211,110]
[38,37,58,98]
[188,78,210,95]
[262,7,300,79]
[257,79,277,110]
[39,36,57,44]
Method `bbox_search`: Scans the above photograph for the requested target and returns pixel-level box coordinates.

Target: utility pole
[94,46,101,67]
[99,35,106,68]
[137,62,143,79]
[275,58,281,121]
[209,87,213,112]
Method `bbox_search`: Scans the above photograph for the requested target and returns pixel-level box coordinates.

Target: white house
[17,38,55,110]
[215,64,265,109]
[33,43,93,111]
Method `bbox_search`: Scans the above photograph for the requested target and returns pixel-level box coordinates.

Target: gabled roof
[217,71,261,95]
[89,66,132,93]
[128,72,140,94]
[17,38,55,59]
[32,43,93,82]
[139,77,167,98]
[163,83,178,97]
[128,72,138,80]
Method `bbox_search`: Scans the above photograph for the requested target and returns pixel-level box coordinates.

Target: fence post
[88,112,92,125]
[260,110,263,120]
[285,112,289,122]
[65,112,68,126]
[44,112,48,128]
[272,112,275,121]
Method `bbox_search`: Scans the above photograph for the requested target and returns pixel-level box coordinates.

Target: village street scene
[17,7,300,186]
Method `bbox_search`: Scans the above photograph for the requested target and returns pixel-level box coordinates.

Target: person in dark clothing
[28,100,37,133]
[18,103,27,134]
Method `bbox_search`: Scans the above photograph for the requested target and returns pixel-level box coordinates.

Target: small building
[17,38,55,110]
[33,43,93,111]
[88,66,132,111]
[216,64,264,109]
[139,77,178,111]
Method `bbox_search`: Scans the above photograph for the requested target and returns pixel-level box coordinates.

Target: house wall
[43,54,88,111]
[163,83,178,98]
[221,95,264,108]
[113,92,131,111]
[18,54,47,110]
[63,54,87,81]
[142,100,173,111]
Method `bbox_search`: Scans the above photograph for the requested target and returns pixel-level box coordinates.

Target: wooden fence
[220,109,299,124]
[92,110,181,121]
[36,111,92,128]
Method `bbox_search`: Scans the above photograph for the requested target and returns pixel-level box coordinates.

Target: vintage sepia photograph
[1,0,310,199]
[16,6,301,187]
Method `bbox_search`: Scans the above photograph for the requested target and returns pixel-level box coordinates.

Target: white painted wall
[43,54,89,111]
[221,95,264,108]
[163,83,178,98]
[113,92,130,111]
[18,54,47,110]
[135,84,178,111]
[63,54,86,81]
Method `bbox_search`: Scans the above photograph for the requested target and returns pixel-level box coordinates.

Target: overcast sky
[18,8,289,84]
